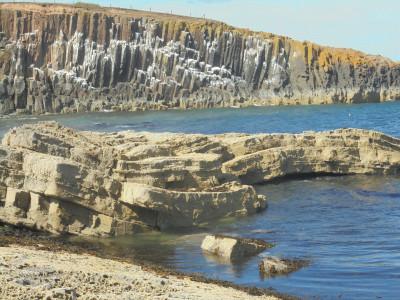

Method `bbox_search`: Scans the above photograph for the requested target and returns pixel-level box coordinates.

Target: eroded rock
[220,129,400,184]
[1,122,400,236]
[201,234,273,260]
[0,121,267,236]
[259,257,311,277]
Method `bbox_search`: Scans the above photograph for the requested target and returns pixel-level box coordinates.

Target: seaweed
[212,233,275,249]
[0,224,299,300]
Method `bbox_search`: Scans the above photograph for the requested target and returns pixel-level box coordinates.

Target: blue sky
[76,0,399,61]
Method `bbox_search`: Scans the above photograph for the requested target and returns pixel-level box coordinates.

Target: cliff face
[0,3,399,114]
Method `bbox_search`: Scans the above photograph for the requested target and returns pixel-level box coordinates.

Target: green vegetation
[73,2,101,10]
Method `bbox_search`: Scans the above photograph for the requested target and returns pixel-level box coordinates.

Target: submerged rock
[259,257,311,277]
[1,122,400,236]
[201,234,273,260]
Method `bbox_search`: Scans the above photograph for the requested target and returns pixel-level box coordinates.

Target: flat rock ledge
[1,121,400,236]
[201,234,273,260]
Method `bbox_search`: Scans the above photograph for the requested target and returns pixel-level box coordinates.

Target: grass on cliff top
[73,2,100,10]
[0,2,395,65]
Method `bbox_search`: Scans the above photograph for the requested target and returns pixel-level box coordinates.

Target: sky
[52,0,400,61]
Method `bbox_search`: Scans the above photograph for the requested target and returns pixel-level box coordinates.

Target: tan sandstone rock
[219,129,400,184]
[1,122,400,236]
[201,234,273,260]
[0,121,266,236]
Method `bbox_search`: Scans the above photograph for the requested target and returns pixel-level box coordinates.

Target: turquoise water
[2,102,400,299]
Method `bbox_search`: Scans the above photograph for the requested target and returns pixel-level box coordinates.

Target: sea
[1,102,400,299]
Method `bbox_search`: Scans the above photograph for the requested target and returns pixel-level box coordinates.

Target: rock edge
[1,122,400,236]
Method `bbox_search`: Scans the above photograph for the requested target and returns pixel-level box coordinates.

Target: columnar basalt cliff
[1,122,400,236]
[0,3,399,114]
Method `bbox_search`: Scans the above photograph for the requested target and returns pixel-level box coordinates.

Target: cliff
[1,122,400,236]
[0,2,399,114]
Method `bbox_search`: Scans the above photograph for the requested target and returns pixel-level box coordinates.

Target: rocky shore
[0,225,288,300]
[0,3,399,115]
[1,122,400,237]
[0,245,280,300]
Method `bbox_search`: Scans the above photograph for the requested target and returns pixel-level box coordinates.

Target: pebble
[0,245,277,300]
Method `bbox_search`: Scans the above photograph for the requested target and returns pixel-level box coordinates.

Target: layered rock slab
[0,121,266,236]
[1,122,400,236]
[219,129,400,184]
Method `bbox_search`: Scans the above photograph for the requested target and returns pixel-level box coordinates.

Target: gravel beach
[0,245,279,299]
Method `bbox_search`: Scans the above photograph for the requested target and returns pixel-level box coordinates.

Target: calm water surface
[95,175,399,299]
[1,102,400,299]
[2,102,400,138]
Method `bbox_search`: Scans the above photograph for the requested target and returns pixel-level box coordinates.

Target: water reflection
[2,103,400,298]
[61,174,400,298]
[66,174,400,299]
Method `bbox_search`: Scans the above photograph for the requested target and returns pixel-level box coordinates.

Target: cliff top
[0,2,208,23]
[0,1,397,67]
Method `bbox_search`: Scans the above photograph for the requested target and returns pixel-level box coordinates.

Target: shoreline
[1,96,397,117]
[0,225,296,300]
[0,98,397,120]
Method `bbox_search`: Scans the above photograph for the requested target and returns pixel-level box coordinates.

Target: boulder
[258,257,290,275]
[259,257,311,276]
[201,234,273,260]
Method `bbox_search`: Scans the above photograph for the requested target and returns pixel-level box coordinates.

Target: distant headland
[0,2,399,115]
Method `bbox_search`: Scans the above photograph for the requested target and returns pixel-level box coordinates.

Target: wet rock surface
[0,244,282,300]
[201,234,273,260]
[259,257,311,277]
[0,225,297,300]
[0,3,399,115]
